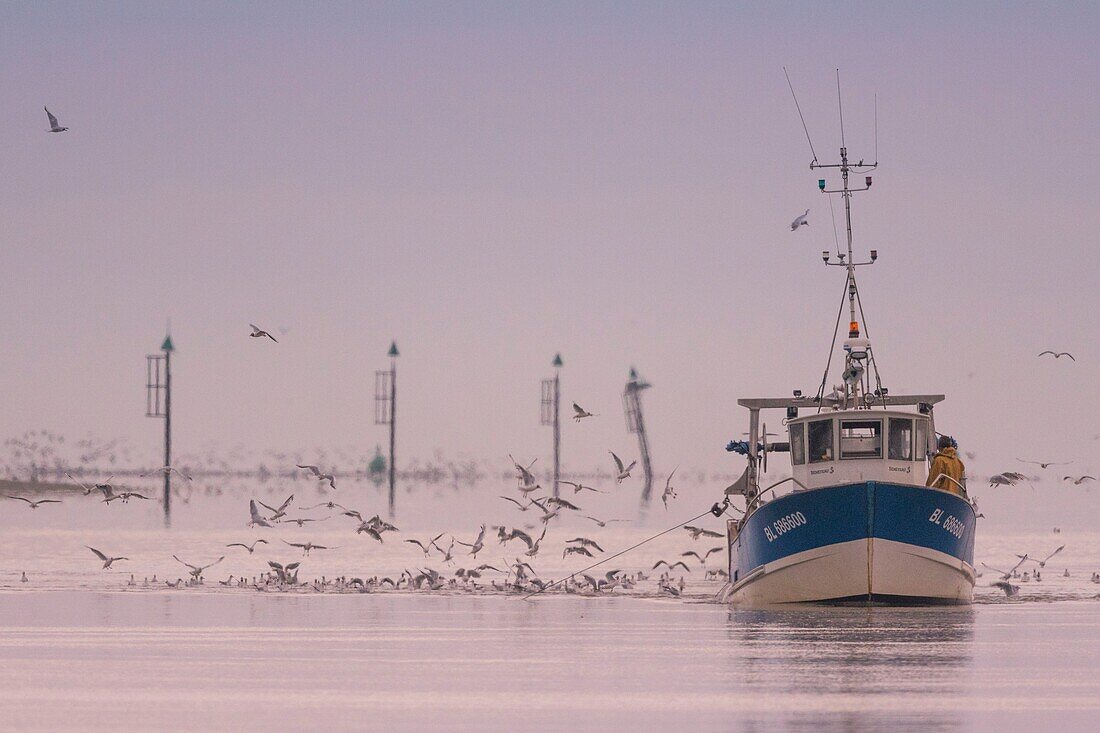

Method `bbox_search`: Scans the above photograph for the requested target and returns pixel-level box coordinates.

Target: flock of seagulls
[982,545,1070,597]
[12,395,730,597]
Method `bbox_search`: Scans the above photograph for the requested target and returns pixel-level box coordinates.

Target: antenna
[783,66,818,165]
[874,93,878,165]
[827,193,842,258]
[809,74,884,410]
[836,69,845,148]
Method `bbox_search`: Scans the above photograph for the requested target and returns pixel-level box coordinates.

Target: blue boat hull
[727,482,976,605]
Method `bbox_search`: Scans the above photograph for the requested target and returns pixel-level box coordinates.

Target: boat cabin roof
[737,394,944,411]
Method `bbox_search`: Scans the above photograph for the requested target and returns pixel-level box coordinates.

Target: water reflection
[727,606,975,730]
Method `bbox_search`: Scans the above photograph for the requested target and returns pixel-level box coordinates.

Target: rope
[828,194,842,257]
[815,275,850,411]
[853,283,887,407]
[784,66,818,164]
[521,503,725,601]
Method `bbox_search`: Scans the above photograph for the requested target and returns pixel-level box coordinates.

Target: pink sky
[2,3,1097,505]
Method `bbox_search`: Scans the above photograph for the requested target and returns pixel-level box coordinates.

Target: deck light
[849,321,860,338]
[870,249,878,262]
[793,389,802,398]
[818,179,826,190]
[822,250,830,263]
[865,176,872,187]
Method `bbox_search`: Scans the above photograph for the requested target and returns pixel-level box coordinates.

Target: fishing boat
[721,137,977,606]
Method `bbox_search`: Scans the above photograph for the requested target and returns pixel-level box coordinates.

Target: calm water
[1,489,1099,731]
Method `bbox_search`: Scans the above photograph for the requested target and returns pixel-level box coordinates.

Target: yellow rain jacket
[927,447,965,495]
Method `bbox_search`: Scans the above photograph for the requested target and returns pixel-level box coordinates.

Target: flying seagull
[44,107,68,132]
[405,533,445,556]
[790,209,809,231]
[248,499,273,527]
[572,403,596,420]
[584,515,627,528]
[1018,459,1071,469]
[560,481,602,495]
[282,541,331,556]
[258,494,295,520]
[609,451,636,483]
[6,495,61,509]
[140,466,193,481]
[226,539,268,554]
[173,555,225,580]
[250,324,278,342]
[684,525,723,540]
[661,467,678,510]
[566,537,604,553]
[296,464,336,489]
[1016,545,1065,568]
[455,525,487,557]
[87,546,128,570]
[65,473,116,496]
[1037,351,1074,361]
[1063,475,1096,485]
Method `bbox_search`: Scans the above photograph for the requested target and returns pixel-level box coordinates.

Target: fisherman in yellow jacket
[926,435,965,495]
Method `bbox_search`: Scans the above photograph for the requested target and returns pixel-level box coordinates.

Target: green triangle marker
[552,353,563,367]
[161,335,175,352]
[388,341,399,357]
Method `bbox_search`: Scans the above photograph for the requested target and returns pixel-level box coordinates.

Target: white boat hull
[728,537,975,606]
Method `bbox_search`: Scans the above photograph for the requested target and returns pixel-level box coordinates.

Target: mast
[811,74,882,411]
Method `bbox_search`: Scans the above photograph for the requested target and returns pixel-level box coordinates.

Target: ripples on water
[1,486,1099,731]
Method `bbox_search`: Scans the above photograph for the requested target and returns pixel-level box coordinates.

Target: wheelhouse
[789,409,934,489]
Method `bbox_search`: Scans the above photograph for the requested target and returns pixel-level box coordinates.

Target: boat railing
[745,476,810,515]
[928,473,968,496]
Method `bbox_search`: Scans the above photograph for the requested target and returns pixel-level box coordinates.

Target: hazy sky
[2,2,1098,489]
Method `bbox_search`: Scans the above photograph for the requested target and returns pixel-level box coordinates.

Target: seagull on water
[991,580,1019,597]
[609,451,636,483]
[87,546,128,569]
[249,324,278,342]
[790,209,809,231]
[44,107,68,132]
[6,495,61,509]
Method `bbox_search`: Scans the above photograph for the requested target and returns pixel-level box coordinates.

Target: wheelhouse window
[807,419,834,463]
[888,418,914,461]
[840,419,882,459]
[915,419,929,461]
[790,423,806,466]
